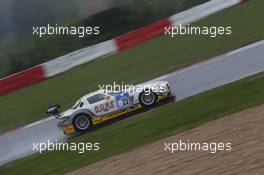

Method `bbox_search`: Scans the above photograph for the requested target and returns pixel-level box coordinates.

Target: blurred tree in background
[0,0,207,78]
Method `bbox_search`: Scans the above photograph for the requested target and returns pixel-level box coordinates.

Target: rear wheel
[139,89,157,107]
[73,114,92,132]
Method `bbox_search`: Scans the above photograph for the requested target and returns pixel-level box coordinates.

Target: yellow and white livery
[47,81,173,135]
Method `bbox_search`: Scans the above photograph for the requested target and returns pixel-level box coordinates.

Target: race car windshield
[71,99,81,109]
[87,94,105,104]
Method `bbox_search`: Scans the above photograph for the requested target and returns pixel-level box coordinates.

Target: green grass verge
[1,72,264,175]
[0,0,264,133]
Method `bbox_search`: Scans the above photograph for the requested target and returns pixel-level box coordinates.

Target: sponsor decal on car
[92,104,142,125]
[95,100,115,113]
[115,92,131,109]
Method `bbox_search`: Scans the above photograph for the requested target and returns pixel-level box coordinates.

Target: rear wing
[47,104,61,119]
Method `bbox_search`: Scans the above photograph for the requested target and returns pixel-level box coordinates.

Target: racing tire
[139,89,157,107]
[73,113,93,132]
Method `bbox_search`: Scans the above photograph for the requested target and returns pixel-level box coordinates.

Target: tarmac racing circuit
[0,40,264,166]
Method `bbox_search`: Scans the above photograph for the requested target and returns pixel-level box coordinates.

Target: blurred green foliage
[0,0,207,78]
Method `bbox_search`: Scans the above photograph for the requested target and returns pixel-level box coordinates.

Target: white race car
[47,81,174,134]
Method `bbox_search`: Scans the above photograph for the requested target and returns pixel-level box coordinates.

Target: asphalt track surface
[0,40,264,166]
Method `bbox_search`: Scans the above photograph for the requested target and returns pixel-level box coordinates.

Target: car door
[113,91,133,110]
[87,93,117,116]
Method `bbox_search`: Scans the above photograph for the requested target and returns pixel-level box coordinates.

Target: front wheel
[73,114,92,132]
[139,90,157,107]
